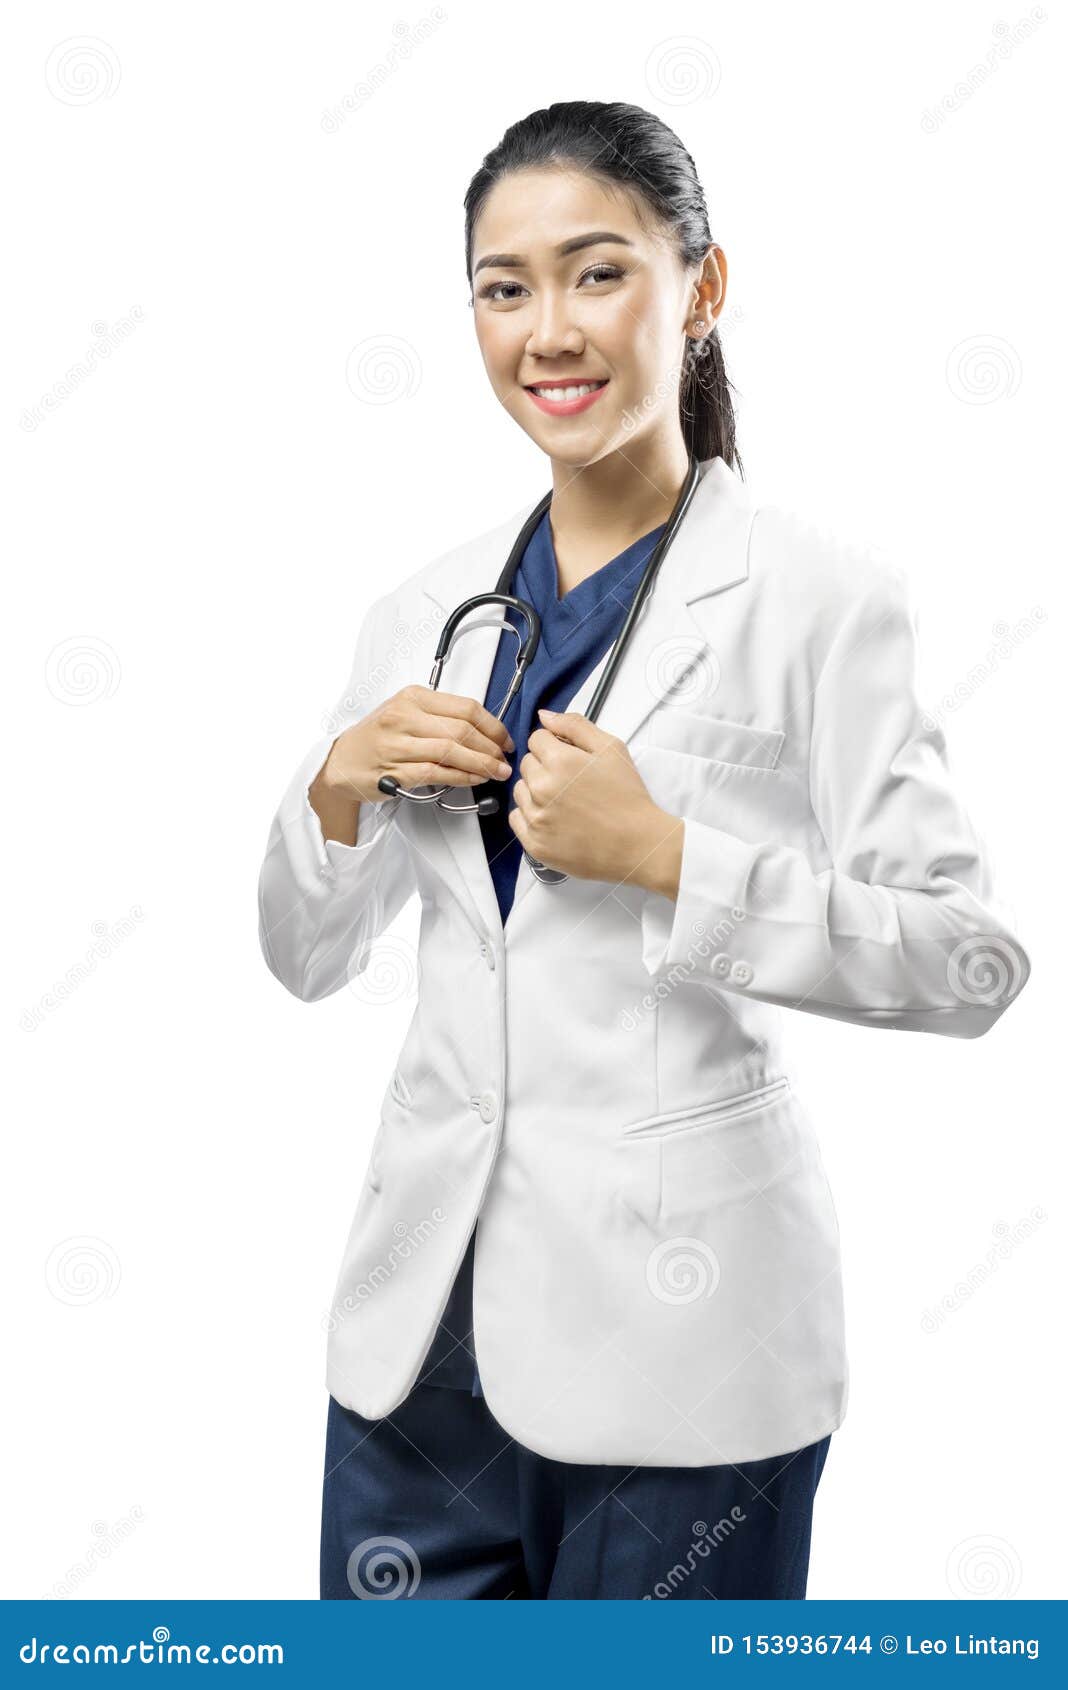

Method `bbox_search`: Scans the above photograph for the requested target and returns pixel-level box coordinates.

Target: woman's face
[470,166,723,470]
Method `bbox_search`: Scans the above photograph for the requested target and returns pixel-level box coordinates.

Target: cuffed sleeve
[640,561,1030,1038]
[257,598,415,1002]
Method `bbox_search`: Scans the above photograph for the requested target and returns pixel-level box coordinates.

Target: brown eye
[477,280,528,302]
[578,264,623,285]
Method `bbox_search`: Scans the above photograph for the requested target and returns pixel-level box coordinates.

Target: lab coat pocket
[614,1078,817,1230]
[646,707,785,769]
[632,732,794,841]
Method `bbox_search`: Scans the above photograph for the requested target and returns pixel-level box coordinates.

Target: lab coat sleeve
[257,594,415,1003]
[640,560,1031,1037]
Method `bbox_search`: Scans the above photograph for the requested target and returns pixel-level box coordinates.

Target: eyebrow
[472,231,635,277]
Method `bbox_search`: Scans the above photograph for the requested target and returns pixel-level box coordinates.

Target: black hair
[463,99,741,475]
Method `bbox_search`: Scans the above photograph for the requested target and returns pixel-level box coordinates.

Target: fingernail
[495,760,511,778]
[503,732,515,751]
[538,708,557,719]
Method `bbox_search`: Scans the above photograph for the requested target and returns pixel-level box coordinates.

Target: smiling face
[470,165,724,474]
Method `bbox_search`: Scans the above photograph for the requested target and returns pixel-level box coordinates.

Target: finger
[394,734,511,784]
[383,758,498,791]
[423,689,515,753]
[408,711,512,773]
[535,708,609,752]
[517,756,550,803]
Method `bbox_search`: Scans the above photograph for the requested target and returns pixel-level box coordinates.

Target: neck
[546,436,693,595]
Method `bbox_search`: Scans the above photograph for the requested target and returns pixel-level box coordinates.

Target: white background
[3,0,1061,1601]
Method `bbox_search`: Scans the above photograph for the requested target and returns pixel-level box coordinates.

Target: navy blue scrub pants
[320,1381,831,1599]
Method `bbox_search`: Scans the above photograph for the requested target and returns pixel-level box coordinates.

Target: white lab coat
[257,456,1030,1466]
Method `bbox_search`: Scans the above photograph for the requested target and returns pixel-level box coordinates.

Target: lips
[524,379,608,393]
[523,379,610,417]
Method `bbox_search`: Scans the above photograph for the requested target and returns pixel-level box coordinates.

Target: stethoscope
[377,455,702,885]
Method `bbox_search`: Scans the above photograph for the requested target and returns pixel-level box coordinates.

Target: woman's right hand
[313,685,515,828]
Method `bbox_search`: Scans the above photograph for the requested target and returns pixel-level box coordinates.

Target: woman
[257,102,1030,1600]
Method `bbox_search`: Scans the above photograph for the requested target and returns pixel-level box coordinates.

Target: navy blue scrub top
[414,507,667,1395]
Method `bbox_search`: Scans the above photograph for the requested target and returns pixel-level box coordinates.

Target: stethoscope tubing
[377,457,703,883]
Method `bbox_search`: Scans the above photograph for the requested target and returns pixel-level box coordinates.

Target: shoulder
[745,492,913,646]
[365,496,537,632]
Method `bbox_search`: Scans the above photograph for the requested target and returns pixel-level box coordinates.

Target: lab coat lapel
[563,455,755,743]
[417,498,545,943]
[507,456,756,917]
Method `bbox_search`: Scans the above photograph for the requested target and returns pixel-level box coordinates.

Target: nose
[525,289,584,359]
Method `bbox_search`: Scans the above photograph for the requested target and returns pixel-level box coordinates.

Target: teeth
[531,382,604,401]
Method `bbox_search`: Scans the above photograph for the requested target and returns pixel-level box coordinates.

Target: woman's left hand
[508,708,683,897]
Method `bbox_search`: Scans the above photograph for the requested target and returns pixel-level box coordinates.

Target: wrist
[321,727,379,807]
[628,805,684,900]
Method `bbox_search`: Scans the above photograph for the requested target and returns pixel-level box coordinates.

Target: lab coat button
[711,952,732,978]
[478,1090,498,1123]
[479,941,496,970]
[730,960,754,986]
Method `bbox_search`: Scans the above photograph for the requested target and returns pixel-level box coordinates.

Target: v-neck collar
[523,514,667,657]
